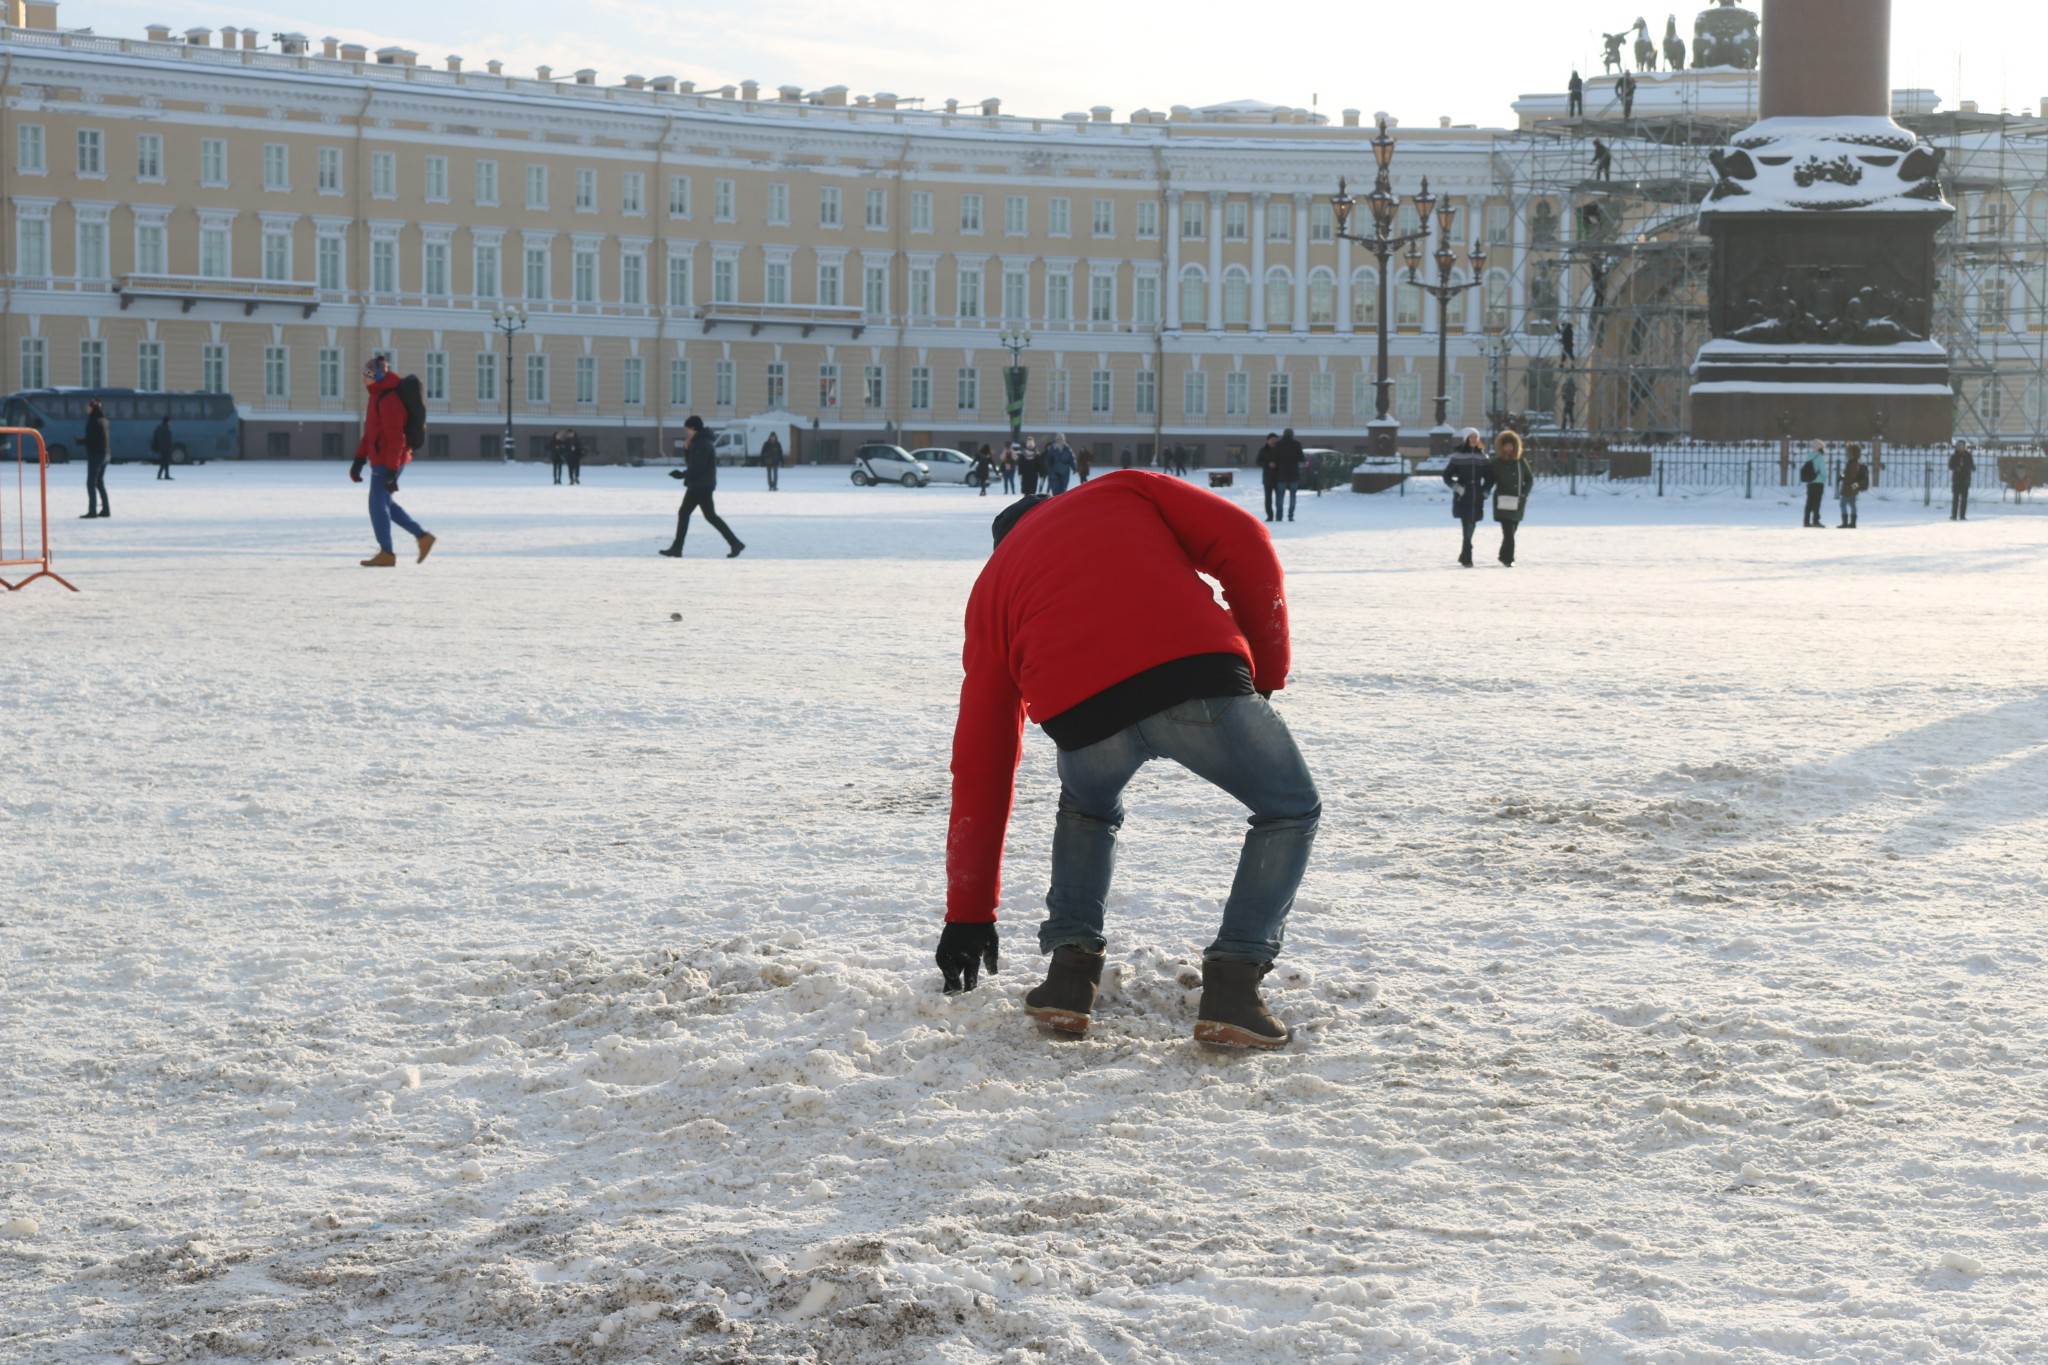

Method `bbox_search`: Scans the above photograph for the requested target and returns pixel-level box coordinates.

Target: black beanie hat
[991,494,1051,548]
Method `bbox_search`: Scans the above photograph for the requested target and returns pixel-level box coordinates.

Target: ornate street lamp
[490,304,528,461]
[1405,203,1489,455]
[999,329,1032,460]
[1332,118,1437,458]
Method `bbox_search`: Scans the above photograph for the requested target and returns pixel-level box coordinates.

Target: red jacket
[946,471,1291,922]
[355,373,412,470]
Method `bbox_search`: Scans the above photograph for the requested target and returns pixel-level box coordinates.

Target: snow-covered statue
[1664,16,1688,71]
[1693,0,1759,70]
[1633,18,1658,72]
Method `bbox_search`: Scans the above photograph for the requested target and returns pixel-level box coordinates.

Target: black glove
[349,457,365,484]
[669,469,687,480]
[382,468,399,494]
[936,921,999,994]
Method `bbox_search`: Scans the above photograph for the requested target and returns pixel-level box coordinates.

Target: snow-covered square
[3,461,2044,1364]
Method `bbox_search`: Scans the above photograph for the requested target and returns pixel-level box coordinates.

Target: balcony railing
[117,274,322,317]
[696,301,867,338]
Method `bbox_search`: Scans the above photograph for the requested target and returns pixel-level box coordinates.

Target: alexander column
[1689,0,1954,444]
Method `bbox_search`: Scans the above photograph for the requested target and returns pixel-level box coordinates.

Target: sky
[58,0,2048,128]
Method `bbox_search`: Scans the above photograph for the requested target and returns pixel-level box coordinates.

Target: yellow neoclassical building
[0,4,1541,463]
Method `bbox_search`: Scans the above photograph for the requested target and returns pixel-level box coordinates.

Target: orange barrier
[2,426,78,592]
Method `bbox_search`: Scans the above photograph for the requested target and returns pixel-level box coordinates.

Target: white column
[1164,190,1183,330]
[1292,193,1310,332]
[1336,234,1354,335]
[1206,191,1225,330]
[1250,191,1269,330]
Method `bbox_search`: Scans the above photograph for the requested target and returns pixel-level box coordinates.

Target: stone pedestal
[1365,418,1400,458]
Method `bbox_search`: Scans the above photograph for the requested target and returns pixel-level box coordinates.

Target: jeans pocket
[1166,695,1237,726]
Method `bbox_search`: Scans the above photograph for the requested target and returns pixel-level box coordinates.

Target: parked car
[851,444,929,487]
[910,447,978,485]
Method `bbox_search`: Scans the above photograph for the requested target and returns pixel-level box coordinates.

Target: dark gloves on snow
[349,457,365,484]
[382,468,400,494]
[936,921,999,994]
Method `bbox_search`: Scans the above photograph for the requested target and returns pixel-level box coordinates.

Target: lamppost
[1332,118,1437,458]
[1402,204,1487,456]
[1474,335,1513,437]
[490,304,528,461]
[999,329,1032,460]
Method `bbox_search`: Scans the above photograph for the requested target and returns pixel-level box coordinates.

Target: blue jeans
[1049,470,1071,494]
[1278,481,1299,518]
[369,477,425,553]
[1040,694,1321,963]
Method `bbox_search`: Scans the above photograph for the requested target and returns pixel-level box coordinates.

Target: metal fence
[1537,442,2043,499]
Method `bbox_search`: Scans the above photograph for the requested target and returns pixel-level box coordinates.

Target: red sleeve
[1135,475,1292,691]
[944,581,1027,923]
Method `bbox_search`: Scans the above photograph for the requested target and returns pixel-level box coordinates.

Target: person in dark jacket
[549,429,568,485]
[1488,430,1535,566]
[661,415,744,558]
[1273,428,1306,521]
[1799,440,1828,527]
[1019,439,1043,497]
[1000,443,1018,494]
[761,431,784,490]
[1075,443,1092,483]
[1257,433,1281,521]
[150,416,175,481]
[1949,440,1975,520]
[971,444,994,497]
[81,399,112,518]
[1441,428,1493,566]
[935,473,1319,1050]
[1568,69,1585,117]
[1044,435,1076,494]
[565,430,583,485]
[1838,443,1870,528]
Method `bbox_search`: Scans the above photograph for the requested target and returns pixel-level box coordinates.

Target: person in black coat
[1256,433,1281,521]
[81,399,112,519]
[1274,428,1306,521]
[151,416,175,480]
[565,429,583,485]
[660,415,744,558]
[549,429,568,485]
[971,444,994,497]
[1441,427,1493,567]
[1568,69,1585,117]
[1948,441,1975,520]
[761,431,784,491]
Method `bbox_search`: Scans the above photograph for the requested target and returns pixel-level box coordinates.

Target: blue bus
[0,388,240,464]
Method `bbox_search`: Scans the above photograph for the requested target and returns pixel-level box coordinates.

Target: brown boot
[1194,959,1290,1049]
[415,532,436,563]
[359,549,397,567]
[1023,945,1104,1036]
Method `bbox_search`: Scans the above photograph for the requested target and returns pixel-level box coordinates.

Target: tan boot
[415,532,436,563]
[359,549,397,567]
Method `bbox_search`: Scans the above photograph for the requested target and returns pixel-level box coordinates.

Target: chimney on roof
[1130,108,1152,124]
[1342,108,1360,127]
[573,68,596,85]
[445,55,462,72]
[678,80,695,94]
[219,26,237,48]
[1960,99,1979,114]
[718,85,737,99]
[1091,105,1112,122]
[622,74,644,90]
[740,80,760,100]
[321,35,338,58]
[856,95,870,106]
[185,27,210,45]
[945,98,959,114]
[340,43,366,62]
[1439,115,1451,128]
[241,28,258,49]
[874,92,898,110]
[278,32,309,55]
[1169,105,1192,122]
[485,59,502,75]
[819,85,848,106]
[980,97,1000,116]
[535,64,552,81]
[146,23,171,41]
[778,84,802,102]
[649,75,675,93]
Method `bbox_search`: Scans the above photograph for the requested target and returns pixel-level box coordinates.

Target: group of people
[547,430,585,486]
[1797,439,1980,528]
[1443,429,1535,567]
[977,435,1086,497]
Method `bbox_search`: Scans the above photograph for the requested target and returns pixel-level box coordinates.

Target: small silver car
[850,444,929,487]
[910,447,980,485]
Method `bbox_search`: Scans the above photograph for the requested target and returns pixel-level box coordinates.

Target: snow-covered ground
[4,461,2044,1364]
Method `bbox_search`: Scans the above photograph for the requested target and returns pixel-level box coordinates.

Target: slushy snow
[3,462,2044,1363]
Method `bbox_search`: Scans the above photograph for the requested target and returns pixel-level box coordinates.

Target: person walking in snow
[972,444,994,497]
[1799,440,1828,528]
[549,429,568,485]
[81,398,112,519]
[1075,443,1093,483]
[1273,428,1306,522]
[1837,443,1870,528]
[761,430,784,491]
[1442,428,1493,567]
[151,415,175,480]
[935,473,1320,1049]
[1488,430,1535,566]
[1044,434,1077,494]
[660,415,745,558]
[999,443,1018,494]
[1948,440,1975,520]
[565,430,584,485]
[1257,433,1281,521]
[351,356,435,567]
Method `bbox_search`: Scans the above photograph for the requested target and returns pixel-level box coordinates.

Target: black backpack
[396,374,427,452]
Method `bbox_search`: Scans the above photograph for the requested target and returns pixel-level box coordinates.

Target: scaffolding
[1495,94,2048,447]
[1490,84,1749,443]
[1902,109,2048,446]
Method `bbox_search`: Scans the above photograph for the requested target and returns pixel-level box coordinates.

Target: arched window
[1308,268,1336,325]
[1444,270,1469,328]
[1265,267,1292,327]
[1180,265,1207,326]
[1395,270,1423,326]
[1351,267,1378,327]
[1483,270,1510,330]
[1223,266,1251,325]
